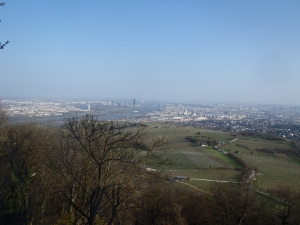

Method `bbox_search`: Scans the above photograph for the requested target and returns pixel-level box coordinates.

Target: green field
[144,123,300,194]
[188,179,240,193]
[220,136,300,192]
[145,124,235,150]
[165,169,243,193]
[199,130,235,143]
[149,149,225,170]
[169,169,242,193]
[145,124,241,170]
[233,137,293,152]
[204,147,242,168]
[168,169,243,181]
[240,153,300,191]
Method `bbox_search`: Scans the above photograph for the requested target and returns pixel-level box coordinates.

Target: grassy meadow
[144,123,300,194]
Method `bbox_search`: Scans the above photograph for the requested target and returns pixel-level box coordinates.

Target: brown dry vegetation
[1,110,300,224]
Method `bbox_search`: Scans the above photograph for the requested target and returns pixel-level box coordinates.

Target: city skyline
[1,1,300,105]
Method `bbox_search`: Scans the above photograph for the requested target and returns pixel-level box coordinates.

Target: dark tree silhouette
[55,114,166,225]
[0,2,9,49]
[0,101,6,126]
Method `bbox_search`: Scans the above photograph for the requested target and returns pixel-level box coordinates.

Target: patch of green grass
[233,138,292,152]
[204,148,242,168]
[169,169,243,181]
[199,130,235,143]
[144,123,300,193]
[222,143,252,154]
[145,124,235,150]
[188,180,213,192]
[164,169,243,193]
[149,150,225,170]
[239,153,300,192]
[188,179,241,193]
[288,157,300,165]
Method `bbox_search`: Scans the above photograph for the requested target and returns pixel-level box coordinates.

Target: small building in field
[172,176,188,181]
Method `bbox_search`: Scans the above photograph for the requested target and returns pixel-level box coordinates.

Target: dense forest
[1,106,300,225]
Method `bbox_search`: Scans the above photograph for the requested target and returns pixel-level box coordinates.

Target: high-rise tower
[133,98,136,106]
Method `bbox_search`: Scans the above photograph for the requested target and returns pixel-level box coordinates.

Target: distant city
[2,98,300,140]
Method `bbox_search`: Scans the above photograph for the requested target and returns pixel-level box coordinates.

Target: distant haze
[1,1,300,105]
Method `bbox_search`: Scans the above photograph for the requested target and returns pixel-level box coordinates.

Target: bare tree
[55,114,165,225]
[211,181,257,225]
[0,2,9,49]
[265,186,300,225]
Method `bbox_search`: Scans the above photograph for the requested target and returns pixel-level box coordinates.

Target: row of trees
[136,182,300,225]
[185,135,218,147]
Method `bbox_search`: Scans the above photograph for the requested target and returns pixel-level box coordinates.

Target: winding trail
[229,137,239,143]
[246,170,256,184]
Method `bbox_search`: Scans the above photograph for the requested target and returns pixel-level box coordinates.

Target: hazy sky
[1,1,300,105]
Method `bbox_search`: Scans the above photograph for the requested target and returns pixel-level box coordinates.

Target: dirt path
[246,169,256,185]
[191,178,240,184]
[229,137,239,143]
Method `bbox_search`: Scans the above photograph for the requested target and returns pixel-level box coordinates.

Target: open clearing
[166,169,243,193]
[145,123,300,193]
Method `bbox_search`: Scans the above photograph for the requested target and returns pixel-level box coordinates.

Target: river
[9,106,157,126]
